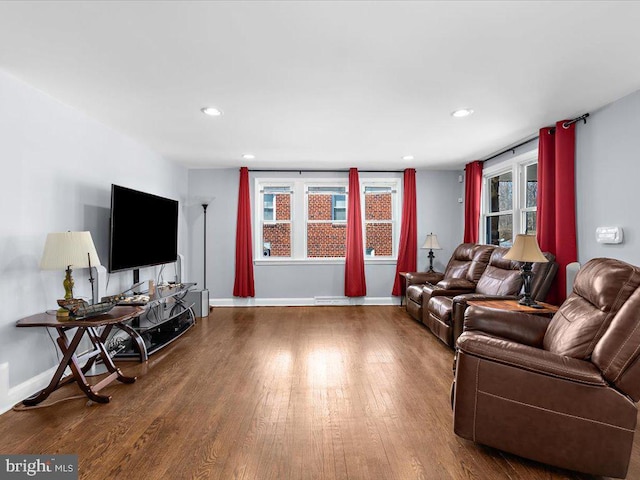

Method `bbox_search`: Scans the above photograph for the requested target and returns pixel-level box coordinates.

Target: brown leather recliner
[445,250,558,346]
[453,258,640,478]
[404,243,494,324]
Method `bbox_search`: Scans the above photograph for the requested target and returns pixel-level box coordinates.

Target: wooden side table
[466,299,559,316]
[16,306,144,405]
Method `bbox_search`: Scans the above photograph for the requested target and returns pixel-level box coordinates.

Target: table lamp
[421,233,442,272]
[504,234,548,308]
[40,231,101,313]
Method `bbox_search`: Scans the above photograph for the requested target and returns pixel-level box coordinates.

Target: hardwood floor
[1,306,638,479]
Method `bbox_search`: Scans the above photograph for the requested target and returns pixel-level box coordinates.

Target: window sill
[255,257,398,266]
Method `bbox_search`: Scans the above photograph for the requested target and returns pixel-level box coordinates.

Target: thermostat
[595,226,623,244]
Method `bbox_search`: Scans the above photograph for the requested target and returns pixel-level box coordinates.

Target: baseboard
[209,296,401,307]
[0,365,58,415]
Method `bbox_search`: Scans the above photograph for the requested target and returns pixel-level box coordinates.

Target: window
[263,193,275,222]
[255,176,401,262]
[485,171,513,246]
[364,185,394,257]
[332,194,346,221]
[307,186,347,258]
[481,153,538,247]
[522,163,538,236]
[259,186,292,257]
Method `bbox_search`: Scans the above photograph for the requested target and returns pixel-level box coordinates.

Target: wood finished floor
[1,306,638,480]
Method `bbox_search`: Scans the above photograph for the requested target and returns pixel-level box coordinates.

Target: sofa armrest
[462,305,551,348]
[428,287,476,298]
[423,280,475,302]
[451,293,521,343]
[437,278,476,290]
[457,332,607,386]
[404,271,444,286]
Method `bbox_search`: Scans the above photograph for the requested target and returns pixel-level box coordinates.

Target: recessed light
[201,106,223,116]
[452,108,474,118]
[402,155,414,161]
[242,154,255,160]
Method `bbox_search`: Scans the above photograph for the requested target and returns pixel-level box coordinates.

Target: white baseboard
[209,296,401,307]
[0,365,58,415]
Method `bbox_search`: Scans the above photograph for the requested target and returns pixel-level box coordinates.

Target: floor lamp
[202,202,208,290]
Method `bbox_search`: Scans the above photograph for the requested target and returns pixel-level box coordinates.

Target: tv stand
[110,282,196,361]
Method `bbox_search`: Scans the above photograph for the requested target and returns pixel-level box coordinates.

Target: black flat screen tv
[109,184,179,273]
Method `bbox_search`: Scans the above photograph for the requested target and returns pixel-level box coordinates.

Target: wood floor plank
[0,305,636,479]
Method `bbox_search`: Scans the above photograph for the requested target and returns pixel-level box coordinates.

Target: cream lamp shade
[421,233,442,250]
[503,234,548,263]
[40,231,101,270]
[40,231,101,308]
[421,233,442,273]
[504,234,547,308]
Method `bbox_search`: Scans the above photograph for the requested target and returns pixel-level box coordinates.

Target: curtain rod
[248,169,404,173]
[549,113,590,133]
[482,136,539,163]
[481,112,590,163]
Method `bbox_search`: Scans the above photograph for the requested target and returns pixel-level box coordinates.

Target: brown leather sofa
[404,243,494,324]
[452,258,640,478]
[424,247,524,347]
[446,250,557,346]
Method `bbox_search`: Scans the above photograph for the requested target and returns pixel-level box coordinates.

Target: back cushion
[592,286,640,400]
[543,258,640,359]
[467,245,494,283]
[475,248,522,295]
[443,244,476,279]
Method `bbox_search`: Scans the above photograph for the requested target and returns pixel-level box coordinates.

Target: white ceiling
[1,1,640,170]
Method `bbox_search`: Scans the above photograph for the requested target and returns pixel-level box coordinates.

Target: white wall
[416,170,465,273]
[576,89,640,265]
[187,168,463,303]
[0,69,188,410]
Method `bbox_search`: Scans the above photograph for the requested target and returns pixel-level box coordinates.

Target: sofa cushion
[406,284,425,304]
[428,296,454,325]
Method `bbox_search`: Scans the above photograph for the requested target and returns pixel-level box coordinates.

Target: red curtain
[233,167,255,297]
[463,160,483,243]
[537,121,577,304]
[392,168,417,296]
[345,168,366,297]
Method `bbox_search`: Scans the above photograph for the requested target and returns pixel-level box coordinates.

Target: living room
[1,1,640,479]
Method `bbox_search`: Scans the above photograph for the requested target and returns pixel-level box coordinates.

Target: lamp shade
[421,233,442,250]
[504,234,548,263]
[40,231,101,270]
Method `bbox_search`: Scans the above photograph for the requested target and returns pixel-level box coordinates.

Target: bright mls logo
[0,455,77,479]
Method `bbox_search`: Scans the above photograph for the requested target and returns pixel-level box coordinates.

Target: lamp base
[518,297,544,309]
[427,249,435,273]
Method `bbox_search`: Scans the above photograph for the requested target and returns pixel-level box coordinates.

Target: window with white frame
[255,177,401,261]
[481,153,538,247]
[522,163,538,236]
[363,184,395,257]
[307,185,348,258]
[258,185,293,257]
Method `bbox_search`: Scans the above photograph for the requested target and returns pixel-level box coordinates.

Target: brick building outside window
[255,177,400,261]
